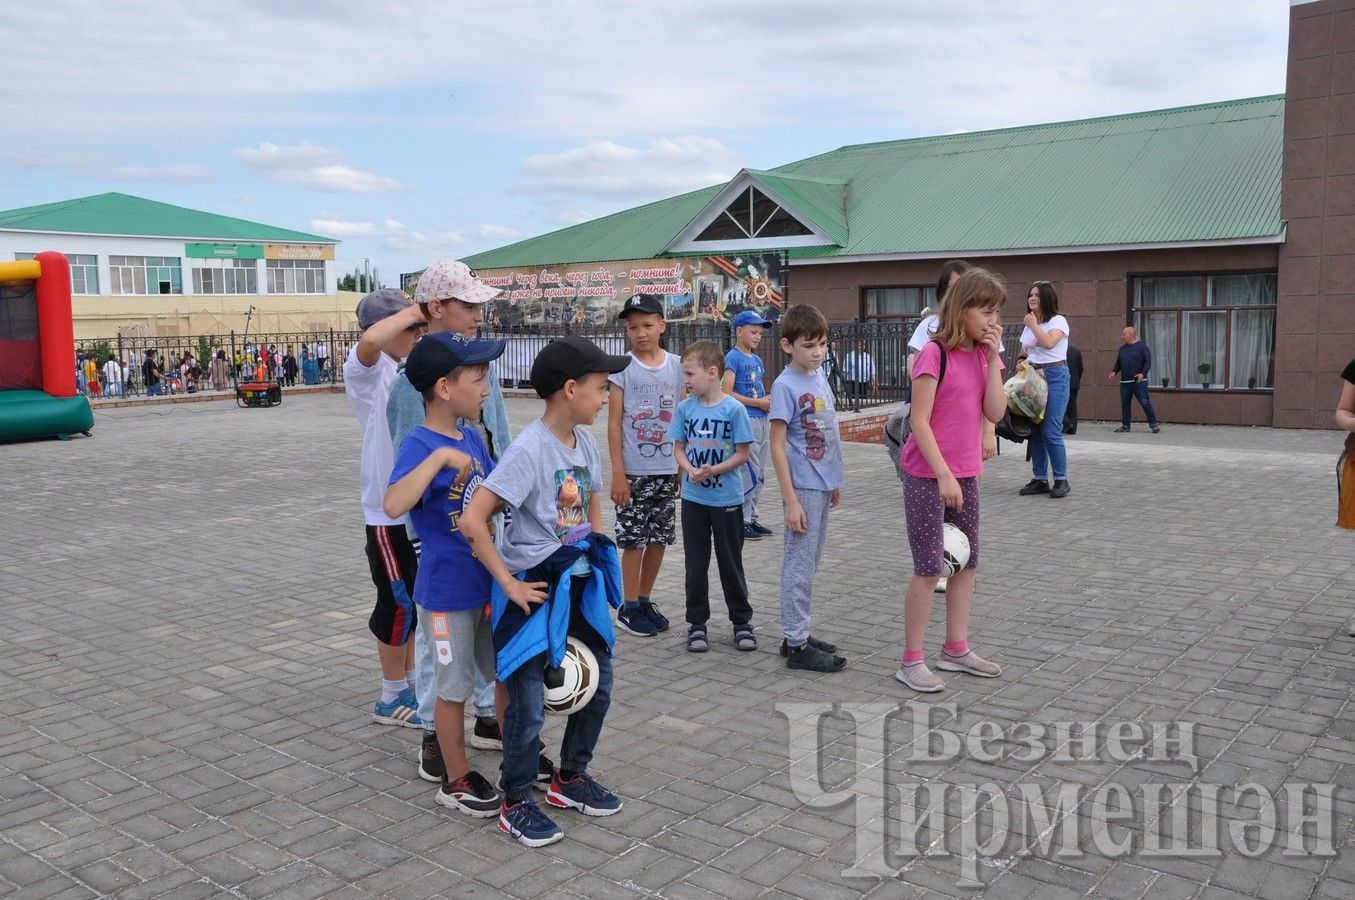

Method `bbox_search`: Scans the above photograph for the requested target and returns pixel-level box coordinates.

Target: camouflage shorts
[614,475,677,549]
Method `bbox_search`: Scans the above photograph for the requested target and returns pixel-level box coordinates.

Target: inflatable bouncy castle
[0,251,94,441]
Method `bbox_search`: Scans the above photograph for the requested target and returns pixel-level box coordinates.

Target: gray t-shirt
[609,351,682,476]
[769,367,846,492]
[482,419,602,574]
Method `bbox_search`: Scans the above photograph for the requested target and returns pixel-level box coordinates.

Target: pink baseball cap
[413,259,501,305]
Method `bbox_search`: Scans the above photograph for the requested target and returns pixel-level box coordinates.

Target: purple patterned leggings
[903,472,981,576]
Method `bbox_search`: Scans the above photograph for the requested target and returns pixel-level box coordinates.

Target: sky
[0,1,1289,284]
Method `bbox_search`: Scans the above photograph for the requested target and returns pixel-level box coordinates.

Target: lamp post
[239,305,256,387]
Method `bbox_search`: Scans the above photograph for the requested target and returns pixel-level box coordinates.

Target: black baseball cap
[404,332,506,392]
[530,336,630,399]
[618,293,665,319]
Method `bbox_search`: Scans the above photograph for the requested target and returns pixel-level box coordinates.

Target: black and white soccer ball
[544,638,599,716]
[942,523,971,577]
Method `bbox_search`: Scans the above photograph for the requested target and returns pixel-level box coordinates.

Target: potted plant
[1160,376,1170,388]
[1197,362,1212,389]
[1247,376,1257,390]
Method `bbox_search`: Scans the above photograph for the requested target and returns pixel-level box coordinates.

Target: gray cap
[356,288,413,329]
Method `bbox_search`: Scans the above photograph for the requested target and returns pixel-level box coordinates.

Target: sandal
[733,624,756,651]
[686,624,709,653]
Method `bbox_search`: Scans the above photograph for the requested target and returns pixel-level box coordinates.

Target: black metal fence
[73,320,1027,411]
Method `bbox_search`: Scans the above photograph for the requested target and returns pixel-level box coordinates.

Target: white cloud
[479,224,522,241]
[516,137,735,201]
[0,151,212,183]
[380,220,465,253]
[309,218,378,237]
[235,142,407,194]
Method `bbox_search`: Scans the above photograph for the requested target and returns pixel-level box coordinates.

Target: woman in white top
[1018,281,1072,498]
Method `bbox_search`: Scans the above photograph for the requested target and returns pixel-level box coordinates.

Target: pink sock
[902,650,925,666]
[942,640,969,656]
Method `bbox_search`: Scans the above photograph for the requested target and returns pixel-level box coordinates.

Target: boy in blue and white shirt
[669,341,755,653]
[722,310,773,541]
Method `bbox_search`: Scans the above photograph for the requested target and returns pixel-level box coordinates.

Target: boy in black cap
[461,336,630,847]
[343,289,429,729]
[384,332,510,817]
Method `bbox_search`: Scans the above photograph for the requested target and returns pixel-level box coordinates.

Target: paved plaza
[2,391,1354,899]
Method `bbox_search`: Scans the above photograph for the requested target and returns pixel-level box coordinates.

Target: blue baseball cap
[731,310,772,330]
[404,331,506,391]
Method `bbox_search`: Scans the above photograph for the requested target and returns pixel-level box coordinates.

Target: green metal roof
[0,192,337,243]
[466,95,1284,269]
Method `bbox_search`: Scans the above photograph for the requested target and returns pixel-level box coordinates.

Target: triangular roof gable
[665,169,845,252]
[0,192,337,243]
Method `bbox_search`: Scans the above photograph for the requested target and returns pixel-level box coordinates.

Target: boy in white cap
[343,288,428,729]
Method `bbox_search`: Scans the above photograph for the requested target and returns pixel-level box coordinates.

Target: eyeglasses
[637,443,673,458]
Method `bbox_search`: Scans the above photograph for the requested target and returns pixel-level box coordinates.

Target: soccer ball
[942,523,971,577]
[544,638,600,716]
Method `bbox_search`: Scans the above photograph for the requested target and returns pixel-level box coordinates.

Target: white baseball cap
[413,259,501,305]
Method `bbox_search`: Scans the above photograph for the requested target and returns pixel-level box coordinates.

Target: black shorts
[364,525,419,645]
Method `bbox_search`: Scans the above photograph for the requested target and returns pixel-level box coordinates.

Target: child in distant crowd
[342,289,428,729]
[384,331,509,817]
[722,310,774,541]
[607,294,683,637]
[769,305,847,672]
[461,336,630,848]
[895,268,1008,693]
[669,340,755,652]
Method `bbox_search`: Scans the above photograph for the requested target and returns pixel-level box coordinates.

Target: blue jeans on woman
[1030,364,1070,481]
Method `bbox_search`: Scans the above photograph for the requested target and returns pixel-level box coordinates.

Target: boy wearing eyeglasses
[607,294,683,637]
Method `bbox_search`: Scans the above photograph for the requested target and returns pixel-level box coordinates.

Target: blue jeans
[1030,364,1069,481]
[1119,381,1158,428]
[501,641,613,803]
[146,381,164,396]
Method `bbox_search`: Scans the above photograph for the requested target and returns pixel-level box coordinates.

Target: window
[862,285,937,321]
[193,258,258,295]
[694,186,814,242]
[14,253,99,293]
[1131,272,1276,390]
[266,259,325,293]
[110,256,182,295]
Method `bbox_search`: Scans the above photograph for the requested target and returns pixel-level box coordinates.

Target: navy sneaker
[499,797,564,847]
[418,730,444,783]
[640,601,670,632]
[743,523,764,541]
[750,521,774,536]
[617,604,658,636]
[546,772,623,817]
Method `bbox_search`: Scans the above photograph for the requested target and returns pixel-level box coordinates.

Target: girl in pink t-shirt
[896,268,1009,694]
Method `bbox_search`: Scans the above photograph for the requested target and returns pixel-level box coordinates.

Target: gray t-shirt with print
[768,367,845,492]
[482,418,602,575]
[609,351,682,476]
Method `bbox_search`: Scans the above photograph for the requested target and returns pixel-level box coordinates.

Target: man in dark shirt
[143,349,164,397]
[1063,345,1083,434]
[1109,326,1159,433]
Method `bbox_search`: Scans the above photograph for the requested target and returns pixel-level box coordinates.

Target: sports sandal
[733,624,756,652]
[686,624,709,653]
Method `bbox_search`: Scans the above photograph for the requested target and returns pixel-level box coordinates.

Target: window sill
[1152,387,1273,393]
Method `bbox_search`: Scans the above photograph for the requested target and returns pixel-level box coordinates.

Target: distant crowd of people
[74,340,351,397]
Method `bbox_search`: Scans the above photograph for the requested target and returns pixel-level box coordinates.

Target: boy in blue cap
[723,309,774,540]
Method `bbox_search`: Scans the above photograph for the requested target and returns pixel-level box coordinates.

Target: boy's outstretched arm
[384,446,472,519]
[356,305,425,367]
[462,487,548,615]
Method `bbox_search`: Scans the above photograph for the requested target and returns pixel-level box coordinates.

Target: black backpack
[884,340,946,479]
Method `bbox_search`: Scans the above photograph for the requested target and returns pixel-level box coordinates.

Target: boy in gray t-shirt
[768,305,847,673]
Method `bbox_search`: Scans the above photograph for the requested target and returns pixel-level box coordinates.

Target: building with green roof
[463,2,1355,429]
[0,192,348,338]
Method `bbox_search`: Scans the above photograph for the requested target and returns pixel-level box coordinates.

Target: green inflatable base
[0,390,95,442]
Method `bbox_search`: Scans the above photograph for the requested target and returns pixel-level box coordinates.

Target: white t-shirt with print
[343,346,402,526]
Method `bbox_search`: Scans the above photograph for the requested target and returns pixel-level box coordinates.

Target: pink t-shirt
[901,341,1001,479]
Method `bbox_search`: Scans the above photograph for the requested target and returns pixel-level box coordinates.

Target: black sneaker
[1113,426,1131,433]
[1150,424,1161,434]
[437,770,500,818]
[617,604,658,636]
[470,716,503,751]
[418,730,444,783]
[640,601,670,632]
[743,523,764,541]
[498,753,557,793]
[750,521,774,536]
[1049,479,1071,499]
[1018,479,1050,496]
[779,635,838,657]
[785,642,847,672]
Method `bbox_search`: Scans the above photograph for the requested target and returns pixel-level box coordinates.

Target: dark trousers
[1119,380,1158,427]
[1063,389,1079,434]
[681,500,751,626]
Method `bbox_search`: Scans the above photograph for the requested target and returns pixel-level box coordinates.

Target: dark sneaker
[779,635,838,657]
[499,797,564,847]
[1049,479,1071,499]
[617,604,658,636]
[733,623,757,652]
[1018,479,1050,496]
[470,716,503,751]
[687,624,709,653]
[750,521,774,536]
[1150,424,1161,433]
[1113,426,1131,433]
[418,730,444,783]
[743,523,764,541]
[786,643,847,672]
[498,753,556,793]
[437,770,501,818]
[546,772,623,817]
[640,601,670,632]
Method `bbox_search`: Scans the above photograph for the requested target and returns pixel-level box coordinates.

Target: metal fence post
[230,330,238,388]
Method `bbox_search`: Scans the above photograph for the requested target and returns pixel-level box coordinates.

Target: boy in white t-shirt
[343,289,428,729]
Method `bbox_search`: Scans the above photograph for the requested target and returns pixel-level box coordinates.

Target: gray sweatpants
[741,416,770,525]
[780,487,832,646]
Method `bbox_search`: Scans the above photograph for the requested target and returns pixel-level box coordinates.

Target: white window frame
[666,172,839,254]
[266,259,326,294]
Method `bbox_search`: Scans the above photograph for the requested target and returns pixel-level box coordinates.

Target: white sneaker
[895,663,944,693]
[934,576,948,594]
